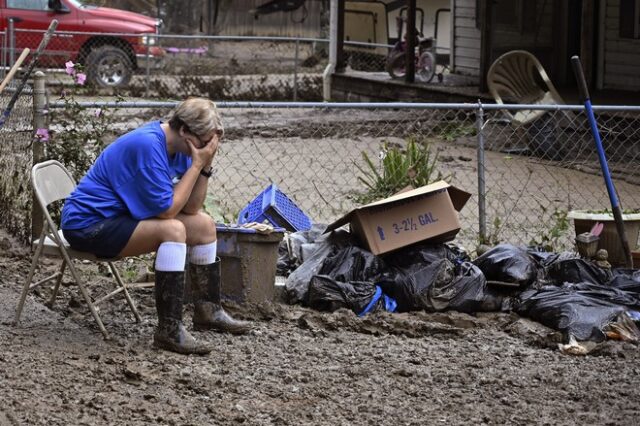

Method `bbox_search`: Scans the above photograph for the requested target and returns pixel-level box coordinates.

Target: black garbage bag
[526,248,578,268]
[473,244,538,287]
[307,275,397,315]
[378,259,454,312]
[319,245,386,283]
[383,242,467,272]
[428,261,503,313]
[378,260,503,313]
[545,258,612,286]
[568,282,640,310]
[284,229,354,304]
[277,223,328,276]
[608,269,640,294]
[515,283,637,342]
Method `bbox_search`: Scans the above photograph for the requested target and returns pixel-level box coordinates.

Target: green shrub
[354,136,448,204]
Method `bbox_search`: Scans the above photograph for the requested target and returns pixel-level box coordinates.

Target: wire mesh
[0,81,34,242]
[480,107,640,250]
[3,97,640,253]
[14,30,329,100]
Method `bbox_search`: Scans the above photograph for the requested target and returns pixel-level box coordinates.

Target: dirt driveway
[1,228,639,426]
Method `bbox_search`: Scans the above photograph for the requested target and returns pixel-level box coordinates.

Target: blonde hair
[168,97,224,138]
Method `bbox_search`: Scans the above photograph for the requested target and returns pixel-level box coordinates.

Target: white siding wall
[452,0,481,76]
[604,0,640,91]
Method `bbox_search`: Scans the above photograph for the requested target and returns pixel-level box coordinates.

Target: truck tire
[86,45,133,88]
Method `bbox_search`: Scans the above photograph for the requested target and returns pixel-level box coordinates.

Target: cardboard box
[325,181,471,255]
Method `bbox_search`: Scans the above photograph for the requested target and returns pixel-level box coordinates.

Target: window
[6,0,50,11]
[620,0,640,38]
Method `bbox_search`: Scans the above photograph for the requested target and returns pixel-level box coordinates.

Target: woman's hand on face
[186,133,219,169]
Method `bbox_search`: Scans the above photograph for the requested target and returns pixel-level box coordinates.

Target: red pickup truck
[0,0,165,87]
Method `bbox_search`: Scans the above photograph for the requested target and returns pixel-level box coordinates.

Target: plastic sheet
[473,244,538,287]
[284,229,354,304]
[277,223,327,276]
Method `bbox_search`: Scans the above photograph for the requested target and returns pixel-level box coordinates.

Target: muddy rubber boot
[189,259,251,334]
[153,270,212,355]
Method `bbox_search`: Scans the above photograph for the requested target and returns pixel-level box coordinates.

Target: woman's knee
[187,212,216,243]
[160,219,187,243]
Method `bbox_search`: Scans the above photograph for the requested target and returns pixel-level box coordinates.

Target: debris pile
[279,231,640,354]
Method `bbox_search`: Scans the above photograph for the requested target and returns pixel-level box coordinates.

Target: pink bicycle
[385,17,437,83]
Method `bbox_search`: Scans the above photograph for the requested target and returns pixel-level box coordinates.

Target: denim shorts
[62,215,139,259]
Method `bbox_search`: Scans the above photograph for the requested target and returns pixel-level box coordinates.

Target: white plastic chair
[15,160,141,339]
[487,50,567,125]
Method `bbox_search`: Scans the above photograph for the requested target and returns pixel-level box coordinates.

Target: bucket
[216,225,284,304]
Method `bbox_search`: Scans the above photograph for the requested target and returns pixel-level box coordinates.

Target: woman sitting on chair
[61,97,249,355]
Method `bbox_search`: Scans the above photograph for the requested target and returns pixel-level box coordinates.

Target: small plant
[480,216,503,247]
[529,208,570,252]
[353,136,448,204]
[436,123,477,141]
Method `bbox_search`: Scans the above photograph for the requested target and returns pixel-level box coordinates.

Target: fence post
[476,100,487,244]
[31,71,46,240]
[8,18,15,67]
[145,38,151,98]
[293,38,299,101]
[1,29,7,79]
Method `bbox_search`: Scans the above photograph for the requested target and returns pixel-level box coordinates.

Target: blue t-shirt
[61,121,191,230]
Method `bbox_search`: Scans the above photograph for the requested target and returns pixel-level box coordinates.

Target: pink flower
[94,108,102,118]
[75,72,86,85]
[35,128,49,142]
[65,61,75,75]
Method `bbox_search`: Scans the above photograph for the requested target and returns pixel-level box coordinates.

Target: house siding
[452,0,481,76]
[604,0,640,90]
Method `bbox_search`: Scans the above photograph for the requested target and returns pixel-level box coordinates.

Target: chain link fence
[6,27,465,102]
[1,85,639,253]
[12,29,329,100]
[0,81,34,242]
[26,100,639,254]
[8,29,454,100]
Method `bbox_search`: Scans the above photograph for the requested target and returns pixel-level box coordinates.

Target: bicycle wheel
[386,52,407,79]
[416,51,436,83]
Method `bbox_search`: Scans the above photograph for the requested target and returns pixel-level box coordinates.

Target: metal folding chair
[15,160,141,339]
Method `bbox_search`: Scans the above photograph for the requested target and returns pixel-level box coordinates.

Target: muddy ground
[1,229,640,426]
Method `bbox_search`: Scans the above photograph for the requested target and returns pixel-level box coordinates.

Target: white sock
[189,241,217,265]
[155,242,187,271]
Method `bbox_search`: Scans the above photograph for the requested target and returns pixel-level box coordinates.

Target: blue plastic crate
[238,183,312,232]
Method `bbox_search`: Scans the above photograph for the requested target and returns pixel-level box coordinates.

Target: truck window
[7,0,50,11]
